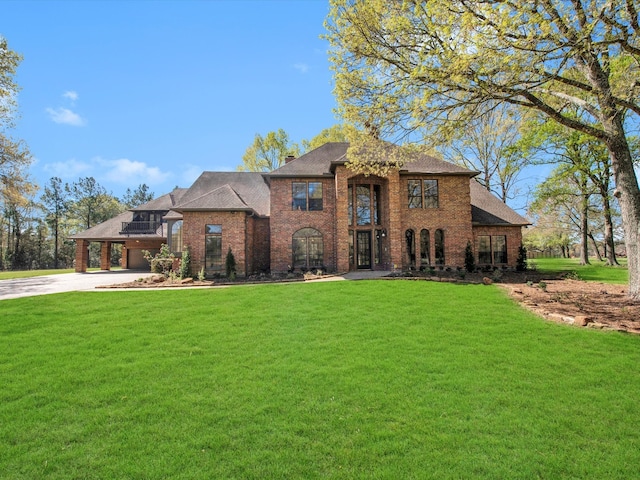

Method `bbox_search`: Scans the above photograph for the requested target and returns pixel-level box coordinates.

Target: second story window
[424,180,439,208]
[407,179,439,209]
[292,182,323,211]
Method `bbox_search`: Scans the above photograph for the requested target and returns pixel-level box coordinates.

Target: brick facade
[270,177,337,273]
[72,144,526,276]
[181,211,269,277]
[472,225,523,267]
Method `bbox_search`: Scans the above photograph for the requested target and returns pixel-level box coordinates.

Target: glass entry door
[356,231,372,269]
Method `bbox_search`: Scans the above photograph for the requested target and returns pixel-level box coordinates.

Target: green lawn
[1,281,639,479]
[531,257,629,284]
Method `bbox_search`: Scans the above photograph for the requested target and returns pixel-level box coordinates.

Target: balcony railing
[120,221,163,235]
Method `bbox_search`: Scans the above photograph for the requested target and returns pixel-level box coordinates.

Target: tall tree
[302,124,350,152]
[326,0,640,299]
[41,177,67,269]
[66,177,119,231]
[529,165,599,263]
[0,36,22,126]
[524,118,621,264]
[122,183,154,208]
[238,129,300,172]
[437,104,532,203]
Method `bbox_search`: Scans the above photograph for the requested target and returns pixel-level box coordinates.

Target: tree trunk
[588,232,603,261]
[606,128,640,300]
[601,194,619,266]
[580,193,590,265]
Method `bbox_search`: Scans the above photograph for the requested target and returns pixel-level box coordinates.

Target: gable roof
[173,172,270,216]
[69,187,187,241]
[269,142,349,177]
[269,142,477,177]
[469,180,530,226]
[131,188,188,211]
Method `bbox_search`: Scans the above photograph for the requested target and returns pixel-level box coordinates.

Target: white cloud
[293,63,310,74]
[97,157,171,186]
[63,91,79,102]
[43,158,92,178]
[46,107,86,126]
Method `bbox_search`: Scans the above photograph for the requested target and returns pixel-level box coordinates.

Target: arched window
[405,229,416,268]
[169,220,183,253]
[292,228,323,270]
[435,229,445,265]
[420,229,430,266]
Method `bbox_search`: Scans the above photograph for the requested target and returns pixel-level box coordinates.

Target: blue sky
[3,0,338,199]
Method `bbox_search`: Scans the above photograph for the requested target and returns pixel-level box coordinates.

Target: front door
[357,231,372,269]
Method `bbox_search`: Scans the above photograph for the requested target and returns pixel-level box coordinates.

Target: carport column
[100,241,112,271]
[75,240,89,272]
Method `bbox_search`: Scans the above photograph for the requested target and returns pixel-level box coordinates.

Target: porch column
[334,166,350,272]
[387,170,403,271]
[100,241,112,270]
[75,240,89,272]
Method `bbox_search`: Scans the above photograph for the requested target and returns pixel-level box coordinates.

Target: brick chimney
[284,155,296,164]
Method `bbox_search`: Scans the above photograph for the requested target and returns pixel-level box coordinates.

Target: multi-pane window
[407,179,439,208]
[408,180,422,208]
[356,185,371,225]
[406,229,416,268]
[478,235,507,265]
[435,229,445,265]
[170,220,183,253]
[292,182,323,211]
[348,183,382,226]
[420,229,430,266]
[205,224,222,271]
[424,180,439,208]
[292,228,323,269]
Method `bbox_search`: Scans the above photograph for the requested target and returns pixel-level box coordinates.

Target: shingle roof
[469,180,530,226]
[70,188,186,241]
[173,172,270,216]
[269,142,349,177]
[269,142,477,177]
[131,188,188,211]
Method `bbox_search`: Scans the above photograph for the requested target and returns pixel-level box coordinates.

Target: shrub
[225,247,236,280]
[179,246,191,279]
[143,244,175,277]
[516,245,528,271]
[197,266,206,282]
[464,241,476,273]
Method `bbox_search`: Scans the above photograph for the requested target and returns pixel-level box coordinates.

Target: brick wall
[270,177,337,273]
[251,216,270,273]
[122,239,164,270]
[182,211,249,276]
[399,174,474,269]
[472,225,523,267]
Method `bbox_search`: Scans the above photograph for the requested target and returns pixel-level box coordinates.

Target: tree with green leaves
[121,183,154,209]
[529,164,601,264]
[302,124,350,152]
[437,104,532,203]
[40,177,67,269]
[238,129,300,172]
[326,0,640,299]
[66,177,120,230]
[524,118,621,264]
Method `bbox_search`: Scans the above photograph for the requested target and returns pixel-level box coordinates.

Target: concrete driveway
[0,270,155,301]
[0,270,393,301]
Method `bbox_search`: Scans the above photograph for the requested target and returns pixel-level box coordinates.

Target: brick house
[71,142,529,275]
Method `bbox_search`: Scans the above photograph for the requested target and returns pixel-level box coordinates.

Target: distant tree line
[1,179,153,271]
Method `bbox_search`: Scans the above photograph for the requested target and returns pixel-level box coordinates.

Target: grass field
[530,257,629,284]
[1,280,639,478]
